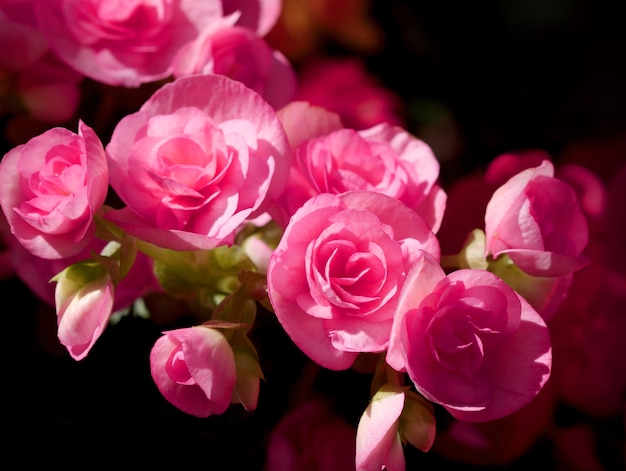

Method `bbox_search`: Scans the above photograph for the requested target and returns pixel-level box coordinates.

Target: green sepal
[457,228,489,270]
[399,390,436,452]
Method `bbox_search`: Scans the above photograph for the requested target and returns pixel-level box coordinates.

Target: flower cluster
[1,1,624,470]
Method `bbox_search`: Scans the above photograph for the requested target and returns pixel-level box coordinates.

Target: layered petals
[267,190,439,370]
[105,74,291,251]
[396,254,552,422]
[150,326,237,417]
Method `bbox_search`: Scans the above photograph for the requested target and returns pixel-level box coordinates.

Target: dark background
[4,1,625,469]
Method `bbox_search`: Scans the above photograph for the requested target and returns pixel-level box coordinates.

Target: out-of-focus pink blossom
[104,74,291,251]
[485,160,590,277]
[272,118,446,232]
[53,261,115,360]
[34,0,225,87]
[393,252,552,422]
[294,57,404,130]
[0,1,83,123]
[267,191,439,370]
[549,263,626,418]
[263,398,356,471]
[0,120,109,259]
[150,326,236,417]
[432,380,556,466]
[356,387,406,471]
[173,13,296,109]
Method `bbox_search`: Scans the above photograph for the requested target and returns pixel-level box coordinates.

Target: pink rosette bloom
[273,122,446,233]
[485,160,589,277]
[266,191,440,370]
[54,266,115,361]
[173,13,296,109]
[34,0,225,87]
[263,398,356,471]
[355,388,405,471]
[0,120,109,259]
[150,326,237,417]
[105,74,291,251]
[393,252,552,422]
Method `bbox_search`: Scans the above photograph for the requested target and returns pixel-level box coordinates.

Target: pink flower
[356,387,406,471]
[34,0,225,87]
[272,121,446,232]
[150,326,236,417]
[0,120,109,259]
[263,398,356,471]
[53,261,115,361]
[294,57,404,130]
[394,252,552,422]
[104,74,291,251]
[266,191,440,370]
[172,13,296,109]
[485,160,589,277]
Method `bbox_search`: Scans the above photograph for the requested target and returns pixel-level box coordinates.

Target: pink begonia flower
[54,263,115,361]
[392,252,552,422]
[438,148,552,255]
[271,120,447,233]
[150,326,237,417]
[294,57,404,130]
[355,388,406,471]
[485,160,589,277]
[263,398,356,471]
[105,74,291,251]
[172,13,296,110]
[0,1,83,123]
[267,191,440,370]
[34,0,226,87]
[0,120,109,259]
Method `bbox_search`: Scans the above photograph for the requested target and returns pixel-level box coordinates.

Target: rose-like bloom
[172,13,296,109]
[0,120,108,259]
[150,326,236,417]
[392,252,552,422]
[34,0,227,87]
[485,160,589,277]
[272,121,446,232]
[105,74,291,251]
[263,398,356,471]
[266,190,440,370]
[53,261,115,361]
